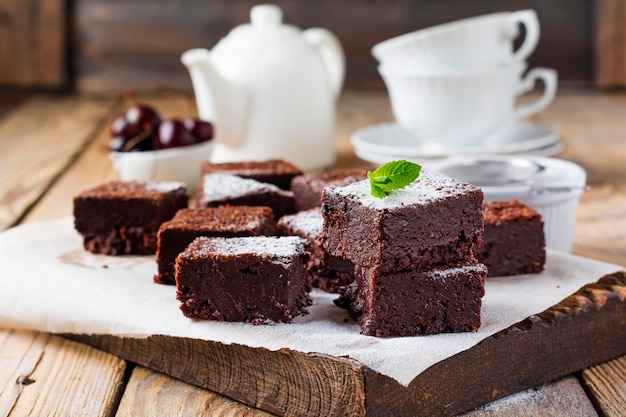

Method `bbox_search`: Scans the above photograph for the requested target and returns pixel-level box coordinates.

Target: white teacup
[372,10,540,70]
[378,64,557,148]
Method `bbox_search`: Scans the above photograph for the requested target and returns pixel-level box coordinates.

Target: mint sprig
[367,160,422,199]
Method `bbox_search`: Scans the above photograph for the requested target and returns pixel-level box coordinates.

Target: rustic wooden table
[0,91,625,416]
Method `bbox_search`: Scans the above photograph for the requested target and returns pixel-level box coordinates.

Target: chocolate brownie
[278,209,355,293]
[196,173,295,219]
[155,206,276,285]
[474,199,546,277]
[176,236,311,324]
[322,171,484,274]
[291,170,367,211]
[200,159,303,190]
[73,181,188,255]
[336,261,487,337]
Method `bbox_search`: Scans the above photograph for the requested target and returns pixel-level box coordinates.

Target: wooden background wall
[0,0,66,88]
[1,0,625,93]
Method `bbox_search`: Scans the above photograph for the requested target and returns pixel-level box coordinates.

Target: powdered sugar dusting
[144,181,186,193]
[188,236,306,268]
[328,170,478,208]
[478,387,544,411]
[429,263,488,281]
[200,173,291,203]
[278,209,323,237]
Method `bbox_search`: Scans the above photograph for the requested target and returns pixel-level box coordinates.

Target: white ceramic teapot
[181,4,345,170]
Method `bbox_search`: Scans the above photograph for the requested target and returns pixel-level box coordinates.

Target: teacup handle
[514,67,558,120]
[509,9,540,63]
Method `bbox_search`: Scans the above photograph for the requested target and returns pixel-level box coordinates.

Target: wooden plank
[75,0,593,92]
[581,356,626,417]
[459,376,598,416]
[0,328,126,417]
[0,0,66,87]
[67,271,626,417]
[595,0,626,87]
[573,184,626,267]
[66,335,367,417]
[0,96,115,230]
[117,366,277,417]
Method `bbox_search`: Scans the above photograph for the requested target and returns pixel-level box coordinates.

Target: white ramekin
[109,140,214,194]
[428,155,586,252]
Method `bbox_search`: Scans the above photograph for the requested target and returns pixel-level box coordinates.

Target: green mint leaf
[370,183,387,199]
[367,160,421,198]
[370,175,392,185]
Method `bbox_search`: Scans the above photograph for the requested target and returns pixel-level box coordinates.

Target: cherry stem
[120,127,156,152]
[122,89,134,108]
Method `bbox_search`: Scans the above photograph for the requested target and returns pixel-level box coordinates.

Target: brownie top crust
[197,173,293,204]
[201,159,302,176]
[291,170,368,211]
[483,199,543,226]
[75,180,187,200]
[325,170,482,208]
[161,206,275,233]
[291,170,367,192]
[181,236,306,262]
[277,209,323,239]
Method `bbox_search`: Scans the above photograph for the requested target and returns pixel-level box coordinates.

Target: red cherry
[158,119,195,149]
[125,104,161,132]
[109,103,162,152]
[110,115,140,138]
[184,118,214,143]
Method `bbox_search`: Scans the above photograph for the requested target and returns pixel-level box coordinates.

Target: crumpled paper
[0,218,620,386]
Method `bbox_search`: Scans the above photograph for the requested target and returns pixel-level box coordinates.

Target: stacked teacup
[372,10,557,150]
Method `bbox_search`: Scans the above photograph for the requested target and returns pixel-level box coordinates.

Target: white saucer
[350,121,563,163]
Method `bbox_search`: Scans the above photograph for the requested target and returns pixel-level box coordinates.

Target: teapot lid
[223,4,300,44]
[250,4,283,28]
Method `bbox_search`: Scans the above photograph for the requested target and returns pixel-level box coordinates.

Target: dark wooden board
[66,271,626,417]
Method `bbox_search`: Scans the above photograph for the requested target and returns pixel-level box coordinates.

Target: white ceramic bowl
[109,140,214,194]
[428,155,586,252]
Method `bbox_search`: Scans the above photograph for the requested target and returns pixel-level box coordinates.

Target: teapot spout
[181,48,248,147]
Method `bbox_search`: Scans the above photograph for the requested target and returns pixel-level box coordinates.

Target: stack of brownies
[74,160,520,335]
[322,170,488,337]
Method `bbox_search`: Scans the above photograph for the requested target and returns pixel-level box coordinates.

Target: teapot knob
[251,4,283,27]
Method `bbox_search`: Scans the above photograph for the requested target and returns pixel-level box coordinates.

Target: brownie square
[73,181,188,255]
[278,209,355,293]
[176,236,311,324]
[196,173,295,219]
[291,170,367,211]
[200,159,303,190]
[336,261,487,337]
[322,171,484,274]
[155,206,276,285]
[474,199,546,277]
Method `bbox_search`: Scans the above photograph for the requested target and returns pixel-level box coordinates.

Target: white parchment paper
[0,218,621,386]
